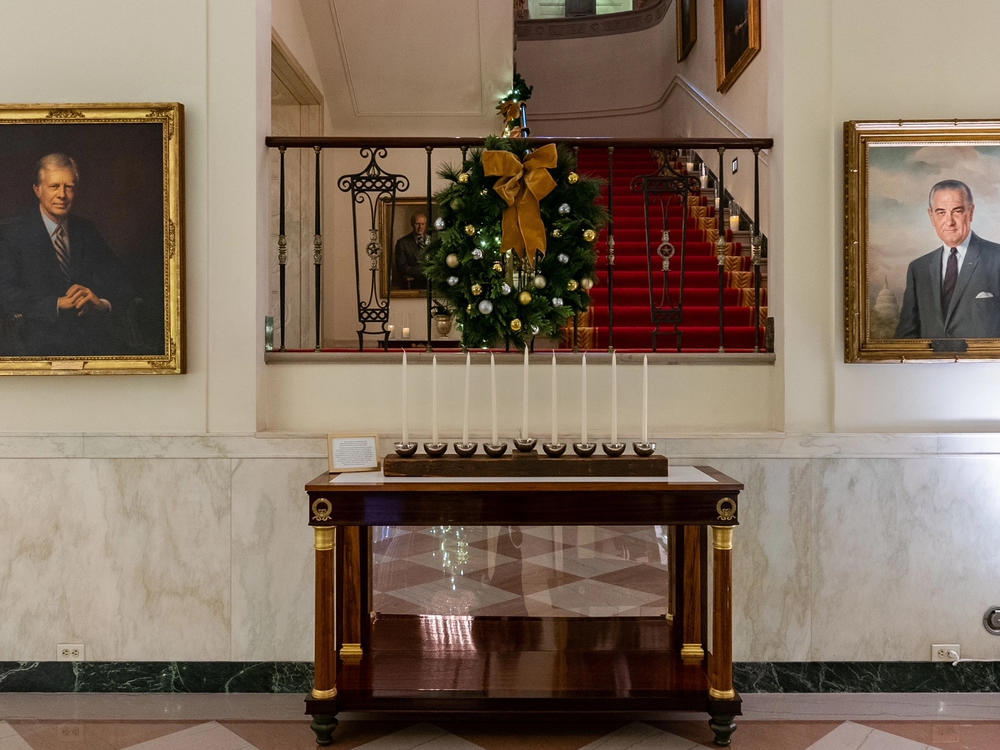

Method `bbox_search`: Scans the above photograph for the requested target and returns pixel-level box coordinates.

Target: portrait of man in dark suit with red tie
[895,179,1000,339]
[0,153,136,356]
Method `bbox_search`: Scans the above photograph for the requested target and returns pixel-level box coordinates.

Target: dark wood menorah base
[383,452,668,477]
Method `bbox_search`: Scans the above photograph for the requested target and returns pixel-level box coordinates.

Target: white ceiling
[295,0,513,135]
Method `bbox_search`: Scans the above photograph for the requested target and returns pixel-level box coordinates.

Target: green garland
[423,136,606,350]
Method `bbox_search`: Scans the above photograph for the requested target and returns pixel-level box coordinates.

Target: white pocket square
[976,291,995,299]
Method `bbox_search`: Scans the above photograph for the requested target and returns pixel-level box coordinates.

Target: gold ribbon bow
[482,143,558,268]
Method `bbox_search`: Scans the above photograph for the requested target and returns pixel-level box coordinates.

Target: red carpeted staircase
[571,148,766,351]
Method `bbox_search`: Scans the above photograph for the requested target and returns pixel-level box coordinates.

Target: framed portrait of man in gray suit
[377,195,437,299]
[0,103,183,374]
[845,119,1000,362]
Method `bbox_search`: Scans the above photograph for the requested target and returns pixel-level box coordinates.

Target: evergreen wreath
[422,136,606,350]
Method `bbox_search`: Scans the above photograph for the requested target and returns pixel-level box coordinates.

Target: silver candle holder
[394,441,418,458]
[483,441,508,457]
[423,441,448,458]
[632,441,656,457]
[513,437,537,453]
[572,441,596,457]
[601,441,626,457]
[453,441,478,457]
[542,441,566,457]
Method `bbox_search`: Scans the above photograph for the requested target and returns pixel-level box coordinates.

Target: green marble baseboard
[2,661,997,693]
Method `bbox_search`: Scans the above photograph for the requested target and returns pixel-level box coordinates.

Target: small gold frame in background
[714,0,760,94]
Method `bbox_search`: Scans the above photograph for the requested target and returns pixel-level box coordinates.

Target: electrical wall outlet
[57,643,85,661]
[931,643,960,662]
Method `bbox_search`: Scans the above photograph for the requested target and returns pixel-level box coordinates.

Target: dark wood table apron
[304,466,743,746]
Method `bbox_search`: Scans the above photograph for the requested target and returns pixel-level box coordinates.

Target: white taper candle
[490,352,498,444]
[610,350,618,443]
[521,347,529,439]
[581,353,588,443]
[401,350,409,443]
[642,354,648,443]
[431,354,439,444]
[551,351,558,443]
[462,351,470,444]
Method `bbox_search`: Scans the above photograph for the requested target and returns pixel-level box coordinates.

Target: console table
[303,465,742,746]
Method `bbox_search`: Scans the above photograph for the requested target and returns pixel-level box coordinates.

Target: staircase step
[583,325,764,351]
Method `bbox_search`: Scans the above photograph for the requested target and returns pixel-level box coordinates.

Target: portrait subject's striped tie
[52,224,70,280]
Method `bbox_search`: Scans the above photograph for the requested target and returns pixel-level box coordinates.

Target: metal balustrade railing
[263,135,773,354]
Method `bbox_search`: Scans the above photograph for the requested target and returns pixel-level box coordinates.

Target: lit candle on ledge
[580,353,588,443]
[431,354,439,444]
[462,351,470,444]
[610,350,618,444]
[729,214,740,232]
[551,351,558,443]
[402,326,411,339]
[401,350,409,443]
[685,161,695,173]
[641,354,648,443]
[490,352,498,444]
[699,174,709,189]
[521,347,529,439]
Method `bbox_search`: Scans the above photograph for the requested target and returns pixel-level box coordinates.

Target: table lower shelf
[308,614,739,715]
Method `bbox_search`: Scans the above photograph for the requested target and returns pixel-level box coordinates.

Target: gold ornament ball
[471,283,482,296]
[551,228,562,239]
[510,318,522,332]
[464,224,476,236]
[466,304,473,313]
[518,291,532,305]
[567,172,579,184]
[583,229,597,242]
[581,277,594,290]
[492,261,503,273]
[567,279,579,291]
[446,253,460,268]
[458,172,469,183]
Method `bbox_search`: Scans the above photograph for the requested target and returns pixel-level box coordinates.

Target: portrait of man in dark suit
[895,179,1000,339]
[392,212,429,291]
[0,153,136,356]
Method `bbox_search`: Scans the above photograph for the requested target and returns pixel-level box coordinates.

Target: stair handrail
[264,135,773,352]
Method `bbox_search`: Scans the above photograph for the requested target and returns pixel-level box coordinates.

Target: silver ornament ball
[471,248,483,260]
[447,275,459,286]
[478,299,494,315]
[434,217,445,231]
[533,275,547,289]
[501,282,512,295]
[552,297,564,307]
[558,203,571,216]
[557,253,569,264]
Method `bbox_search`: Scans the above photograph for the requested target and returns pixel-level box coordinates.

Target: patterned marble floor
[3,698,1000,749]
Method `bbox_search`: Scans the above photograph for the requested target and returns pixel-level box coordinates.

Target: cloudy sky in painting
[866,143,1000,308]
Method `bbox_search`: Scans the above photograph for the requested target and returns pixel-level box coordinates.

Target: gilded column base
[339,643,363,662]
[708,686,736,700]
[680,643,705,664]
[311,686,338,700]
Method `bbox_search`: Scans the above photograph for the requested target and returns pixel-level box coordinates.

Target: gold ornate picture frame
[378,195,436,300]
[0,102,183,374]
[844,119,1000,362]
[677,0,697,62]
[714,0,760,93]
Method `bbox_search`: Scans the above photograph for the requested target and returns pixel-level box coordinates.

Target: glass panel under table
[371,524,673,618]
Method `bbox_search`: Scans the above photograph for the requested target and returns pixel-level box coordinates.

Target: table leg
[680,525,706,664]
[312,525,337,700]
[338,526,366,660]
[708,524,737,746]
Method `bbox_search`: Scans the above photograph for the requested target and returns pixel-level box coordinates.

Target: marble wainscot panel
[714,458,813,662]
[0,458,232,661]
[810,456,1000,661]
[230,457,325,661]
